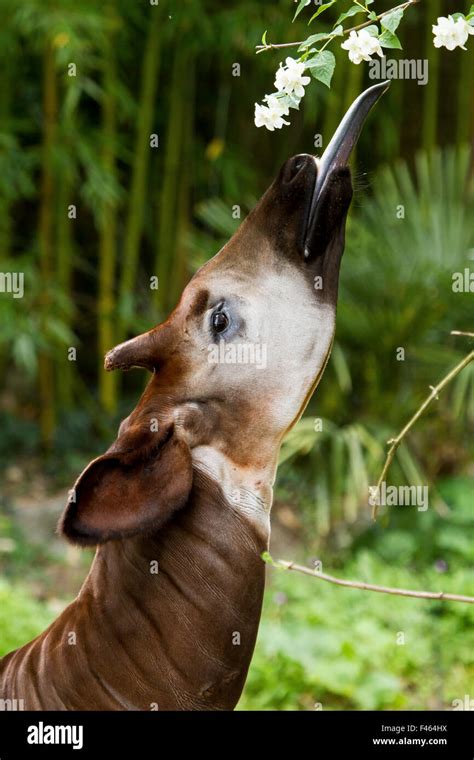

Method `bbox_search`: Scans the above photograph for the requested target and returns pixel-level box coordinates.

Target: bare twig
[276,560,474,604]
[256,0,420,52]
[372,349,474,520]
[451,330,474,338]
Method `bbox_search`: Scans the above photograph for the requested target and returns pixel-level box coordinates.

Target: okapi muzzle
[0,82,389,711]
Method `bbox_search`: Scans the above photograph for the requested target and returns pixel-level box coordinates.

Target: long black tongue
[304,80,390,259]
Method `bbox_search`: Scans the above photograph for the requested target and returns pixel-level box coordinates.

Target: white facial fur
[173,255,337,525]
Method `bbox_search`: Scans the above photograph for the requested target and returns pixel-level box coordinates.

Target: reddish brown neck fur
[0,470,268,710]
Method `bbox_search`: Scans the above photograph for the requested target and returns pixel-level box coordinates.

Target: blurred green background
[0,0,473,710]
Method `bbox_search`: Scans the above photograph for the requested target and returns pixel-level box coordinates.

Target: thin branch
[256,0,420,52]
[451,330,474,338]
[372,349,474,520]
[276,560,474,604]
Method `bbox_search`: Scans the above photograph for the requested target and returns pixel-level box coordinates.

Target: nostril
[283,154,309,184]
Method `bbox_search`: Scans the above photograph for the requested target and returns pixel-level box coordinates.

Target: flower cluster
[255,5,474,133]
[341,29,384,65]
[254,57,310,131]
[432,15,474,51]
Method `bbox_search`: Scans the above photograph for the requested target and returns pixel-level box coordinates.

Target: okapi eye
[211,310,229,334]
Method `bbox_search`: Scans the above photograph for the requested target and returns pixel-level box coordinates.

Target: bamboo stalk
[38,38,58,448]
[55,78,79,414]
[0,50,13,259]
[154,47,187,314]
[55,171,74,411]
[98,3,119,415]
[117,5,161,340]
[174,56,195,305]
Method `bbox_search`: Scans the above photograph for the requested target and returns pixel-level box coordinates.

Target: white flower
[274,57,311,98]
[341,29,384,65]
[264,94,290,116]
[432,15,473,51]
[254,95,290,131]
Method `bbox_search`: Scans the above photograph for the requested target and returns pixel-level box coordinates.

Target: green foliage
[0,580,55,657]
[279,0,410,109]
[306,51,336,87]
[240,556,474,709]
[339,146,473,416]
[275,147,474,539]
[241,478,474,710]
[335,6,366,27]
[0,254,76,378]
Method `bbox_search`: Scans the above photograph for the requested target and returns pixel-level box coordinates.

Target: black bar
[0,710,472,757]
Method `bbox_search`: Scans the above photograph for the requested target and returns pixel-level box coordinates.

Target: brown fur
[0,471,266,710]
[0,154,355,710]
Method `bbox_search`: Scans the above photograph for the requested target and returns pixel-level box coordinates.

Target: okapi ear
[59,424,193,546]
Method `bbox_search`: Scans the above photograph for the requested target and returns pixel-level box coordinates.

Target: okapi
[0,82,389,710]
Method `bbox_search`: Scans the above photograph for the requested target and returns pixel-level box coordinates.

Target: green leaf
[309,0,337,24]
[381,7,404,34]
[332,342,352,394]
[379,29,402,49]
[261,29,267,45]
[12,334,37,375]
[293,0,310,22]
[334,5,364,27]
[306,50,336,88]
[298,32,333,50]
[363,24,379,37]
[368,10,377,20]
[298,26,342,51]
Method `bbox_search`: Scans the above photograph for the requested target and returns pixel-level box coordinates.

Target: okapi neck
[1,472,267,710]
[84,470,268,709]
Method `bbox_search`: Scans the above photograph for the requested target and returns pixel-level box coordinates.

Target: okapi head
[61,82,389,546]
